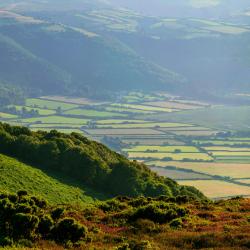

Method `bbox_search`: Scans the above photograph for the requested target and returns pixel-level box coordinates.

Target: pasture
[194,140,250,146]
[96,122,194,129]
[96,119,149,124]
[64,108,126,118]
[144,101,202,110]
[128,152,213,161]
[124,145,200,153]
[122,138,185,146]
[31,128,83,134]
[20,116,90,125]
[171,130,217,136]
[111,103,174,112]
[85,128,164,135]
[30,124,83,128]
[204,146,250,152]
[26,98,78,110]
[0,112,18,119]
[178,180,250,199]
[13,105,56,115]
[105,106,154,114]
[149,161,250,179]
[40,96,105,105]
[150,167,212,180]
[1,92,250,199]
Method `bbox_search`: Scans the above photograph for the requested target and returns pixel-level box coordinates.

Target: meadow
[0,153,95,204]
[1,93,250,199]
[178,180,250,199]
[96,122,193,129]
[124,145,200,153]
[20,116,90,125]
[128,152,213,161]
[26,98,78,110]
[64,108,126,118]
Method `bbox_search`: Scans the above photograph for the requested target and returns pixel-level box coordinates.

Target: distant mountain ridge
[0,10,183,96]
[1,0,250,100]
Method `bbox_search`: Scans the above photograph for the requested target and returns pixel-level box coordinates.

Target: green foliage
[132,203,187,224]
[169,218,183,229]
[0,152,98,205]
[51,207,65,221]
[0,83,25,107]
[52,218,88,243]
[0,191,88,246]
[99,196,189,228]
[0,123,205,200]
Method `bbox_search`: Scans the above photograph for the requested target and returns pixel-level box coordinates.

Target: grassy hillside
[0,122,205,200]
[0,32,71,95]
[0,12,182,96]
[0,153,104,205]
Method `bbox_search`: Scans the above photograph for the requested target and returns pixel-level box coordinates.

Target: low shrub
[53,218,88,243]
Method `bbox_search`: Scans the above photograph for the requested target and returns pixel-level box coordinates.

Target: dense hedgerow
[0,191,87,247]
[98,195,190,227]
[0,123,205,199]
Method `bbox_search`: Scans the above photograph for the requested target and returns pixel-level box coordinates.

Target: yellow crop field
[178,180,250,199]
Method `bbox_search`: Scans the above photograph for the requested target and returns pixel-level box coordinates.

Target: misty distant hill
[1,0,250,100]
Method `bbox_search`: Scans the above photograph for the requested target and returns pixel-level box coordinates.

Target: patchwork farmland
[1,91,250,199]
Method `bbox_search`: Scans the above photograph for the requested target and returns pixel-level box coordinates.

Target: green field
[14,105,56,115]
[0,112,18,119]
[31,128,83,134]
[128,152,213,161]
[159,126,210,131]
[26,98,78,110]
[111,103,174,112]
[85,128,164,135]
[124,145,200,153]
[96,119,149,124]
[1,93,250,200]
[105,106,155,114]
[30,123,83,128]
[204,146,250,152]
[194,140,250,146]
[151,167,212,180]
[122,138,185,146]
[19,116,90,124]
[212,151,250,156]
[0,154,99,204]
[151,105,250,131]
[64,108,127,117]
[171,130,217,136]
[96,122,194,129]
[144,101,202,110]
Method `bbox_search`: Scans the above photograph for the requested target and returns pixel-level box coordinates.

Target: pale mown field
[148,161,250,179]
[178,180,250,199]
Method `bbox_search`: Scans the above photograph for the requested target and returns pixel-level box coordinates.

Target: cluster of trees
[2,106,39,118]
[101,136,127,152]
[0,191,87,247]
[0,123,205,199]
[0,83,25,107]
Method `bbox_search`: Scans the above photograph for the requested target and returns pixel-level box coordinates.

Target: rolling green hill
[0,122,205,200]
[0,12,182,96]
[0,153,103,205]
